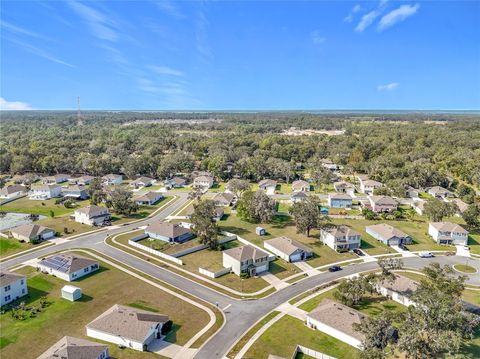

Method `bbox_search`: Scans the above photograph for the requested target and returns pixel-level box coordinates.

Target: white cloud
[378,4,420,31]
[68,1,119,42]
[377,82,399,91]
[353,4,362,13]
[1,21,52,41]
[310,30,326,44]
[155,0,185,19]
[0,97,32,110]
[355,10,381,32]
[344,4,362,23]
[149,65,185,77]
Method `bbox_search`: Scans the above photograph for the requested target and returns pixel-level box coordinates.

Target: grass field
[0,197,91,217]
[454,264,477,274]
[0,238,40,258]
[0,255,210,359]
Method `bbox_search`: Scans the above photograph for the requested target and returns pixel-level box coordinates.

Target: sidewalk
[391,245,417,257]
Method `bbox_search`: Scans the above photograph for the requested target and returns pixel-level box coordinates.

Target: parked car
[399,244,409,251]
[419,252,434,258]
[328,265,342,272]
[353,248,364,256]
[446,252,455,256]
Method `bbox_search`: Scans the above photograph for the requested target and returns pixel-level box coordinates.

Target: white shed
[61,285,82,301]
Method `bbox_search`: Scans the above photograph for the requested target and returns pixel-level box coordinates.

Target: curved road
[2,193,479,359]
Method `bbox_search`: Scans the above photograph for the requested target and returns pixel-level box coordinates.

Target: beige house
[366,195,398,213]
[213,192,235,206]
[264,236,312,262]
[37,336,109,359]
[320,226,361,251]
[73,205,111,226]
[86,304,169,352]
[10,223,55,243]
[366,223,412,246]
[130,176,155,188]
[451,198,469,215]
[223,245,270,276]
[0,185,26,199]
[38,252,100,282]
[428,186,452,199]
[258,179,277,195]
[135,191,163,205]
[291,180,310,192]
[376,275,418,307]
[428,222,468,245]
[193,175,214,189]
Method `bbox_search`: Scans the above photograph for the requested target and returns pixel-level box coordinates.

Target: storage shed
[256,227,266,236]
[61,285,82,301]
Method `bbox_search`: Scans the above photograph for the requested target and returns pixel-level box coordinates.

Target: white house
[135,191,164,205]
[376,275,418,307]
[42,174,69,184]
[213,192,235,207]
[193,175,214,189]
[37,336,109,359]
[102,174,123,186]
[145,221,193,243]
[86,304,169,352]
[306,299,366,349]
[359,178,383,195]
[366,195,398,213]
[38,252,99,282]
[10,223,55,243]
[428,222,469,245]
[366,223,412,246]
[428,186,452,199]
[62,185,89,200]
[61,285,82,302]
[73,205,111,226]
[29,185,62,199]
[333,181,355,196]
[264,236,313,262]
[130,176,155,188]
[291,180,310,192]
[258,179,277,195]
[321,159,338,171]
[411,200,426,215]
[164,177,186,189]
[73,175,95,185]
[0,185,26,199]
[320,226,361,251]
[223,245,270,276]
[0,271,28,307]
[328,193,353,209]
[290,191,308,203]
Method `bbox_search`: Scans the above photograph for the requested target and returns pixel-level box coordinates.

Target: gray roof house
[145,221,193,243]
[37,336,109,359]
[291,180,310,192]
[320,226,361,251]
[366,223,412,246]
[213,192,235,206]
[428,186,452,199]
[135,191,164,205]
[223,245,270,276]
[38,252,100,282]
[376,275,418,307]
[264,236,312,262]
[62,185,89,200]
[10,223,55,243]
[290,191,308,203]
[130,176,155,188]
[258,179,277,194]
[0,184,26,199]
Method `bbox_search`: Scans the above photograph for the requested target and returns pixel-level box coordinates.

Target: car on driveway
[353,249,364,256]
[419,251,434,258]
[328,265,342,272]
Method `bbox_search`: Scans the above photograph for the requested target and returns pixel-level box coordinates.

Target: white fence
[128,234,184,265]
[172,235,236,258]
[222,230,276,260]
[198,266,232,278]
[291,345,337,359]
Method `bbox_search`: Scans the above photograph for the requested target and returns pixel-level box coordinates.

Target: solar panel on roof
[42,255,72,273]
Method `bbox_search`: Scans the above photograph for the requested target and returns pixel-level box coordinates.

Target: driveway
[391,245,417,257]
[260,272,289,290]
[456,245,471,257]
[293,261,320,275]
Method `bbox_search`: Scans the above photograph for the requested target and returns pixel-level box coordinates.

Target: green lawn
[469,230,480,255]
[208,182,226,193]
[454,264,477,274]
[0,238,37,258]
[0,254,210,359]
[276,200,291,213]
[278,183,293,194]
[0,197,91,217]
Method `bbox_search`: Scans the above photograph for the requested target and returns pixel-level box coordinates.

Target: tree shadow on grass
[164,323,182,344]
[269,261,287,276]
[219,225,250,235]
[360,239,374,250]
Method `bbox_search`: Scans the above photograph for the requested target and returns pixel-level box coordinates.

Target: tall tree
[462,204,480,229]
[334,274,373,306]
[105,187,138,216]
[353,314,397,359]
[424,198,458,222]
[236,190,275,223]
[226,179,251,198]
[289,196,323,237]
[87,178,106,205]
[190,199,218,249]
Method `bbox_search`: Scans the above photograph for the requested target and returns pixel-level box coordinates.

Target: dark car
[328,265,342,272]
[353,248,364,256]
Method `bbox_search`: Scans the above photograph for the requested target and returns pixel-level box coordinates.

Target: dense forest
[1,111,479,193]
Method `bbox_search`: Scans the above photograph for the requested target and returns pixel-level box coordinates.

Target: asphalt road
[2,193,479,359]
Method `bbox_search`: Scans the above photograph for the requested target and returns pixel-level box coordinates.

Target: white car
[419,251,434,258]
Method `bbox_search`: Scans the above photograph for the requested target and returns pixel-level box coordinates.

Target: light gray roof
[366,223,409,240]
[147,221,191,238]
[379,275,418,296]
[86,304,168,343]
[369,195,397,206]
[39,252,98,274]
[329,192,352,200]
[307,299,366,341]
[264,236,312,256]
[223,244,269,262]
[31,184,61,191]
[429,186,451,194]
[136,191,162,202]
[451,198,469,213]
[131,176,154,184]
[10,223,54,239]
[74,205,109,217]
[429,222,468,234]
[362,179,383,186]
[292,180,309,189]
[102,174,122,180]
[37,336,108,359]
[0,271,25,287]
[213,192,235,203]
[258,179,277,188]
[291,191,308,198]
[322,225,360,238]
[0,185,26,195]
[194,175,213,183]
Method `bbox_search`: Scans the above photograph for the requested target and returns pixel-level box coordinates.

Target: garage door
[256,264,269,273]
[289,254,302,262]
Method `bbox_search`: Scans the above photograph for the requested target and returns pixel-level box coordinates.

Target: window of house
[84,268,89,273]
[4,285,10,291]
[4,295,10,302]
[20,280,24,285]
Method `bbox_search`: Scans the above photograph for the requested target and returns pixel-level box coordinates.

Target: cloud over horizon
[377,82,399,91]
[0,97,33,110]
[378,4,420,31]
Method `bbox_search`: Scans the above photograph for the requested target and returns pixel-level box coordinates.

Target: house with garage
[411,199,426,215]
[290,191,308,203]
[29,185,62,199]
[264,236,312,262]
[193,175,214,189]
[145,221,193,243]
[306,299,367,349]
[428,186,452,199]
[376,275,418,307]
[258,179,277,195]
[213,192,235,207]
[10,223,55,243]
[73,205,111,226]
[0,185,26,199]
[320,226,361,251]
[328,193,353,209]
[0,271,27,307]
[130,176,155,189]
[321,159,338,171]
[135,191,163,205]
[292,180,310,192]
[223,244,270,276]
[37,336,109,359]
[38,252,99,282]
[62,185,89,200]
[74,175,95,185]
[333,181,355,195]
[404,186,420,199]
[358,178,383,195]
[451,198,469,215]
[365,195,398,213]
[213,207,225,221]
[428,222,469,245]
[102,174,123,186]
[42,174,69,184]
[366,223,412,246]
[164,176,186,189]
[86,304,169,352]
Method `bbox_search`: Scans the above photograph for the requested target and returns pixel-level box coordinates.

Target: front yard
[0,197,91,217]
[0,253,211,359]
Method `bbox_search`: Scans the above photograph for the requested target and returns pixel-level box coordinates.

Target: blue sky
[1,0,479,110]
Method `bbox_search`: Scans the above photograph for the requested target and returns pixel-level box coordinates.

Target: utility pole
[77,96,83,126]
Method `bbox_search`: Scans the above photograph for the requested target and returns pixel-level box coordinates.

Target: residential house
[404,186,419,199]
[366,223,412,246]
[102,174,123,186]
[0,184,26,199]
[328,193,353,209]
[0,271,27,307]
[223,245,270,276]
[193,175,214,189]
[130,176,155,188]
[366,195,398,213]
[29,185,62,199]
[145,221,193,243]
[42,174,69,184]
[320,226,361,251]
[164,177,186,189]
[291,180,310,192]
[12,173,39,185]
[359,178,383,195]
[74,205,111,226]
[290,191,308,203]
[38,252,100,282]
[428,186,452,199]
[62,185,89,200]
[73,175,95,186]
[306,299,367,349]
[213,207,225,221]
[321,159,338,171]
[213,192,235,207]
[37,336,109,359]
[376,275,418,307]
[258,179,277,195]
[333,181,355,196]
[451,198,469,215]
[264,236,312,262]
[10,223,55,243]
[428,222,469,245]
[86,304,169,352]
[411,200,426,215]
[135,191,163,205]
